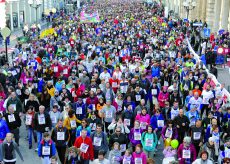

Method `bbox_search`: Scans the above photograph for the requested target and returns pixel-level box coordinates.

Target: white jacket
[192,159,214,164]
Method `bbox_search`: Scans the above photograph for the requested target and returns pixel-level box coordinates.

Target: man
[74,129,94,164]
[174,109,190,144]
[90,124,109,159]
[6,92,23,115]
[190,120,205,155]
[38,132,56,164]
[0,133,24,164]
[51,119,70,164]
[34,105,52,151]
[5,105,21,146]
[99,99,116,133]
[188,92,203,111]
[91,150,110,164]
[109,127,128,153]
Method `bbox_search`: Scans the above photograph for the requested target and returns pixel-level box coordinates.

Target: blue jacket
[151,66,160,78]
[74,102,87,120]
[38,139,56,157]
[55,80,65,92]
[76,126,91,137]
[150,114,165,131]
[0,119,10,140]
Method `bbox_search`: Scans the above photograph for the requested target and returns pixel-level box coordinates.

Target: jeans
[37,131,43,148]
[28,128,36,146]
[42,156,50,164]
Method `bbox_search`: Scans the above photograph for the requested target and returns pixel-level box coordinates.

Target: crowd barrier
[186,38,230,102]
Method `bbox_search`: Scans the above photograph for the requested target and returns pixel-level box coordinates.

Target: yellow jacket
[63,115,81,130]
[47,87,55,97]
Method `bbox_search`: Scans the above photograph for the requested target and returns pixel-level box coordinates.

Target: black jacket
[109,133,127,148]
[173,115,190,132]
[51,126,70,147]
[34,112,51,132]
[5,113,21,130]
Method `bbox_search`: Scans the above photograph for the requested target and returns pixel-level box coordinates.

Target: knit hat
[209,137,215,142]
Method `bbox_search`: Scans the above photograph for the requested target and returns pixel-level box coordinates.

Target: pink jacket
[132,151,147,164]
[158,91,169,108]
[135,114,150,129]
[177,143,197,164]
[0,100,5,112]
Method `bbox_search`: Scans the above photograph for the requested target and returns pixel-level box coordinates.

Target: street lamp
[183,0,196,19]
[28,0,42,25]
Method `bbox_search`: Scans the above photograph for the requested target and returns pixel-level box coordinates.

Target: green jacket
[6,97,23,113]
[141,132,158,152]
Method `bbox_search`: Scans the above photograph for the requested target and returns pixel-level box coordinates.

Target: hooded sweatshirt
[108,149,122,164]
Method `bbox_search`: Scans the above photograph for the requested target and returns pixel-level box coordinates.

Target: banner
[80,11,100,23]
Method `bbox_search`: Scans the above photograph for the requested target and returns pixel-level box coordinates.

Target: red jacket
[74,136,94,160]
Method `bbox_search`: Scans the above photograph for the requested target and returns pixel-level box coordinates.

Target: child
[109,142,122,164]
[122,149,133,164]
[162,146,177,164]
[25,106,36,149]
[50,156,58,164]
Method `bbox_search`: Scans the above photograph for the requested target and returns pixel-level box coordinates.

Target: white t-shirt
[201,90,214,104]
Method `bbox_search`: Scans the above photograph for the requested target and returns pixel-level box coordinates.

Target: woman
[192,151,213,164]
[141,125,158,157]
[177,136,197,164]
[64,146,81,164]
[108,142,122,164]
[150,109,165,143]
[122,104,135,129]
[161,119,178,141]
[200,137,216,162]
[129,120,143,149]
[76,118,91,137]
[158,86,169,108]
[25,94,40,112]
[0,113,10,143]
[132,144,147,164]
[135,107,151,131]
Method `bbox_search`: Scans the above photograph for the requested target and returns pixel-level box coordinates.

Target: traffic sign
[203,28,211,38]
[193,22,203,27]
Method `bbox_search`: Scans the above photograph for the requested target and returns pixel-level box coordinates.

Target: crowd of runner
[0,0,230,164]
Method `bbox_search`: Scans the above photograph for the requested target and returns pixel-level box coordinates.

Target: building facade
[163,0,230,33]
[0,0,65,31]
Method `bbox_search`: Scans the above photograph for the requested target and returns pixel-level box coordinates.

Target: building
[0,0,65,31]
[163,0,230,33]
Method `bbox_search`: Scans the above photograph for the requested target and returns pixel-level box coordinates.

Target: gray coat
[0,140,24,162]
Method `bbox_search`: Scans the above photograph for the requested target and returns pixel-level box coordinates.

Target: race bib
[8,114,15,123]
[70,120,76,128]
[63,69,68,74]
[51,116,57,124]
[151,89,157,95]
[135,95,141,101]
[93,137,102,146]
[91,88,96,92]
[134,132,141,140]
[145,138,153,147]
[225,150,230,158]
[165,128,172,138]
[193,132,201,140]
[90,123,96,131]
[164,81,169,86]
[42,146,50,156]
[157,120,164,127]
[123,158,131,164]
[11,104,16,111]
[54,66,58,72]
[140,122,146,129]
[105,111,113,118]
[112,82,118,88]
[182,150,191,159]
[80,143,89,153]
[120,144,126,152]
[184,84,188,90]
[57,132,65,140]
[38,115,45,125]
[124,119,130,126]
[134,158,143,164]
[203,97,209,104]
[25,115,32,125]
[76,107,83,114]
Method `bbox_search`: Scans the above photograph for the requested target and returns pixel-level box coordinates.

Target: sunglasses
[116,131,121,132]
